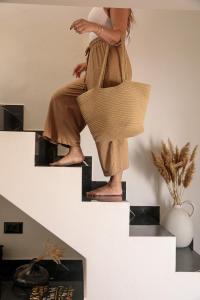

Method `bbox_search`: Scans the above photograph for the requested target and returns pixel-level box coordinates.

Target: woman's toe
[49,161,59,166]
[86,191,94,196]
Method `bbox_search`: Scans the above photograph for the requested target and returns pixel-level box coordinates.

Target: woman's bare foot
[50,146,85,166]
[87,171,123,197]
[86,182,122,196]
[93,195,123,202]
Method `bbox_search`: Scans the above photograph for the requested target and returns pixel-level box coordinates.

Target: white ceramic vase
[162,200,194,248]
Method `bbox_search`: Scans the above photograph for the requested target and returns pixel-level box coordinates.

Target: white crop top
[87,7,130,45]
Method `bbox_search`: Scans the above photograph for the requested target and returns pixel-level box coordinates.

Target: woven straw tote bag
[77,41,151,142]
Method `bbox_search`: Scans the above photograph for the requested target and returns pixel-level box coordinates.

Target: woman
[42,7,134,197]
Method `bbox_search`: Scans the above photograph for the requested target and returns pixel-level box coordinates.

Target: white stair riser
[0,132,130,256]
[0,132,183,300]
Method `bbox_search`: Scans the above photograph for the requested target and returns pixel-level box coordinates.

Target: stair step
[176,247,200,272]
[129,225,173,237]
[82,157,92,195]
[34,131,92,169]
[25,129,43,133]
[130,225,200,272]
[35,133,58,165]
[130,206,160,225]
[0,105,24,131]
[82,181,126,201]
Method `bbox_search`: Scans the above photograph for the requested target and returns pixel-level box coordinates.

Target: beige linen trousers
[42,37,132,176]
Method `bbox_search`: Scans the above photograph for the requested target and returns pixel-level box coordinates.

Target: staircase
[0,105,200,300]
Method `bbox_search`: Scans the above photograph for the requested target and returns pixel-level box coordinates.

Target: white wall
[0,4,200,252]
[2,0,200,11]
[0,195,82,259]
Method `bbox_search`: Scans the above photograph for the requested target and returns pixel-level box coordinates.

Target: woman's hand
[70,19,97,34]
[73,63,87,78]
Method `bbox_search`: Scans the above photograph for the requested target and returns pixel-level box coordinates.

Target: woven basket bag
[77,41,151,142]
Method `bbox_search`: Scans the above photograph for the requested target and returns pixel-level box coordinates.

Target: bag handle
[97,35,127,88]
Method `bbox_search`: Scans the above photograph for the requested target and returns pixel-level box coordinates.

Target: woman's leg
[86,138,128,196]
[50,145,85,166]
[87,171,123,197]
[85,40,131,197]
[42,78,87,165]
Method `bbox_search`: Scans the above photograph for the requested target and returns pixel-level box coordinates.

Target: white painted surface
[0,132,129,257]
[0,195,83,259]
[0,132,200,300]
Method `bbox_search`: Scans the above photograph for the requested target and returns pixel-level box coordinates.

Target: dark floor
[0,260,83,300]
[176,247,200,272]
[0,281,83,300]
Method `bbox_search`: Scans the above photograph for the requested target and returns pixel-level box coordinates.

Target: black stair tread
[0,129,42,132]
[0,105,24,131]
[82,157,92,195]
[0,130,43,133]
[22,129,42,132]
[0,130,42,133]
[25,129,43,132]
[82,195,128,202]
[129,225,174,237]
[82,182,126,201]
[89,181,126,197]
[176,247,200,272]
[0,129,54,133]
[130,206,160,225]
[0,130,24,132]
[0,130,37,132]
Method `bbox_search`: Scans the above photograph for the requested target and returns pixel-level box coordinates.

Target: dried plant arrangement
[35,240,64,264]
[151,138,198,206]
[39,240,70,271]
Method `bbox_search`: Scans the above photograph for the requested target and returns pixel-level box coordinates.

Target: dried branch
[190,145,198,162]
[179,142,190,162]
[183,162,195,188]
[35,240,64,264]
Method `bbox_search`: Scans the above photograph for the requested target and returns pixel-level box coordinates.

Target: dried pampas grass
[151,138,198,205]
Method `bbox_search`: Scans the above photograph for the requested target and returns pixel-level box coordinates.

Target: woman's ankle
[69,145,84,158]
[109,172,122,186]
[109,178,122,189]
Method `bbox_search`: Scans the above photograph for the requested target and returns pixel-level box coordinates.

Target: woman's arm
[73,62,87,78]
[70,8,130,45]
[95,8,130,45]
